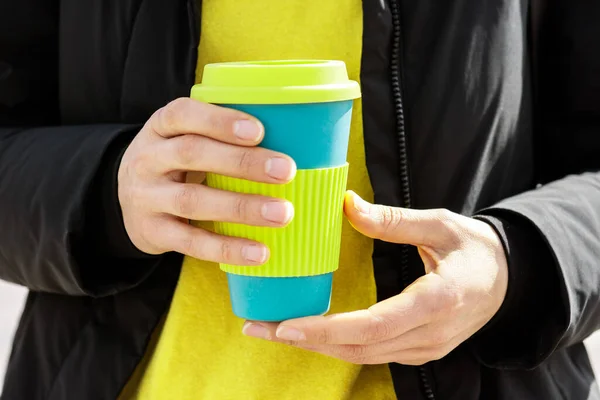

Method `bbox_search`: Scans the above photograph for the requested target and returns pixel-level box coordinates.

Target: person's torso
[6,1,588,400]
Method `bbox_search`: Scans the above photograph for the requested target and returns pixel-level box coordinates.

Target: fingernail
[276,326,306,341]
[233,120,263,141]
[265,157,296,181]
[242,245,268,263]
[261,201,294,224]
[353,192,371,215]
[243,322,271,340]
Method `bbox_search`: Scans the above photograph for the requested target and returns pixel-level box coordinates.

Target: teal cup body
[231,101,353,169]
[225,100,353,321]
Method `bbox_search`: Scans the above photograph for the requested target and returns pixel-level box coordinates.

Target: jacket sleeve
[0,125,163,297]
[471,175,600,368]
[468,1,600,368]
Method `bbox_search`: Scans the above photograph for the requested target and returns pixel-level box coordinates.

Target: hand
[242,190,508,365]
[118,98,296,265]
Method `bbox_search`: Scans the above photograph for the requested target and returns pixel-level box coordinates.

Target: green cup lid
[191,60,361,105]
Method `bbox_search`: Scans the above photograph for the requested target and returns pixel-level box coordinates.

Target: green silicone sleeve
[205,164,349,277]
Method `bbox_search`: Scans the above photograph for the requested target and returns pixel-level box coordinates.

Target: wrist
[89,127,155,259]
[468,211,564,368]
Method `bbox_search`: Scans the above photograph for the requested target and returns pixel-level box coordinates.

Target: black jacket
[1,0,600,399]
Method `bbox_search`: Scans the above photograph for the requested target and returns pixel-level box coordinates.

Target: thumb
[343,190,457,247]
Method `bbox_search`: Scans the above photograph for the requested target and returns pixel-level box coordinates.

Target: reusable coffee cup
[191,60,360,321]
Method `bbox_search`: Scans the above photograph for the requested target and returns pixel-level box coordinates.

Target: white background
[2,280,600,392]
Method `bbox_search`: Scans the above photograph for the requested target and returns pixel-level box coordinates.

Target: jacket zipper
[388,1,436,399]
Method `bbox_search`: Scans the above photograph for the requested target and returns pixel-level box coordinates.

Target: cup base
[227,273,333,322]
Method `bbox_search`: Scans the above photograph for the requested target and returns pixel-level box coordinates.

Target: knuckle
[161,97,189,131]
[160,107,178,132]
[174,186,200,216]
[232,196,249,221]
[378,206,403,238]
[236,148,256,174]
[129,153,151,177]
[362,313,394,342]
[315,329,332,345]
[219,238,236,263]
[173,135,199,167]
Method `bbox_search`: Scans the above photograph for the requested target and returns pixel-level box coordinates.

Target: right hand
[118,98,296,265]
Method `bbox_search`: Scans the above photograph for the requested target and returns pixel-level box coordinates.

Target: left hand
[242,190,509,365]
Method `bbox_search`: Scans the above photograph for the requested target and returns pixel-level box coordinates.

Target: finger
[152,183,294,227]
[343,190,461,248]
[243,321,417,356]
[156,135,296,183]
[303,323,461,361]
[159,219,269,265]
[242,295,427,345]
[242,322,457,366]
[149,97,264,145]
[367,322,461,354]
